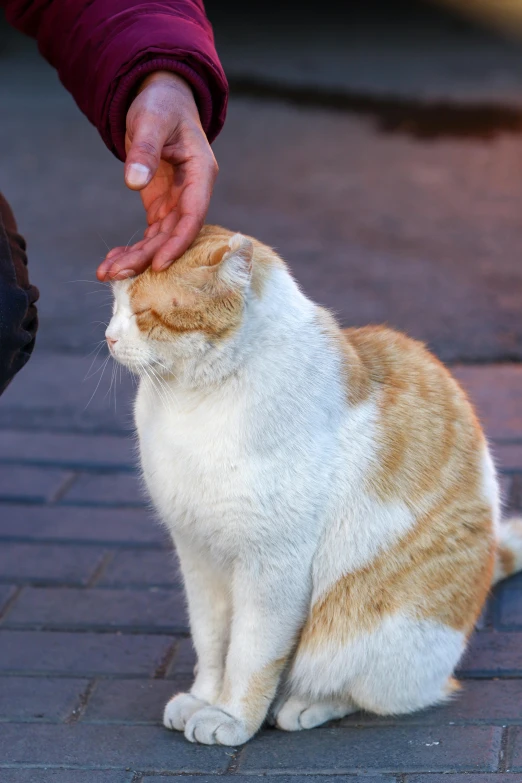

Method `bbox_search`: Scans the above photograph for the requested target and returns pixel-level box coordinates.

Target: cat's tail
[493,518,522,585]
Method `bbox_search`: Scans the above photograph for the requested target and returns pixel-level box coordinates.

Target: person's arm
[2,0,228,277]
[2,0,227,156]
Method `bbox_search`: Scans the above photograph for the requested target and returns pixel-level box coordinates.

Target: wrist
[137,70,195,101]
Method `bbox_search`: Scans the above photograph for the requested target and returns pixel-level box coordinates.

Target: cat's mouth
[106,342,140,372]
[107,343,170,378]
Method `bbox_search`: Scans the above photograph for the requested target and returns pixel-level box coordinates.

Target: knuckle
[133,139,158,158]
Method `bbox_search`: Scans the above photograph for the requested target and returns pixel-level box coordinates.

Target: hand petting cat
[97,71,218,283]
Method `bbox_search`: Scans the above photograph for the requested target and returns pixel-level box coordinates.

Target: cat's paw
[163,693,208,732]
[275,697,356,731]
[185,705,252,745]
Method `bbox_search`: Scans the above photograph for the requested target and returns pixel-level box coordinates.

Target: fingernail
[126,163,151,188]
[115,269,136,279]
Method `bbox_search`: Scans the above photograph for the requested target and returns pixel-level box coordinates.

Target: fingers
[96,247,125,281]
[97,158,215,281]
[97,215,177,281]
[97,239,148,282]
[124,118,169,191]
[151,213,203,271]
[151,156,217,271]
[96,217,165,281]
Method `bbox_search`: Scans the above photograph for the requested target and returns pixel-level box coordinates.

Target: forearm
[1,0,228,158]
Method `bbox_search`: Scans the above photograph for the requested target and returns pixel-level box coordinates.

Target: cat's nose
[106,336,118,350]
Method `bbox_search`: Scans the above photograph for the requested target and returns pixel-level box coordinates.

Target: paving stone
[209,102,522,364]
[494,444,522,473]
[511,476,522,512]
[4,587,187,633]
[2,772,132,783]
[0,465,71,503]
[167,637,196,677]
[238,725,502,773]
[505,726,522,771]
[99,549,182,588]
[0,430,135,471]
[0,353,135,434]
[0,543,105,585]
[342,679,522,725]
[210,0,522,104]
[0,585,16,614]
[61,472,146,508]
[496,569,522,589]
[0,631,174,676]
[0,723,232,772]
[0,505,166,546]
[459,631,522,677]
[475,595,495,631]
[497,586,522,628]
[453,366,522,442]
[142,778,391,783]
[407,777,522,783]
[82,678,191,724]
[500,474,513,507]
[0,676,88,721]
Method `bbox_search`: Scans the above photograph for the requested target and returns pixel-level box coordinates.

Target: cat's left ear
[206,234,253,291]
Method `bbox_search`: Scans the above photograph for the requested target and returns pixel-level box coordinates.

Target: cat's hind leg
[274,695,357,731]
[285,612,466,722]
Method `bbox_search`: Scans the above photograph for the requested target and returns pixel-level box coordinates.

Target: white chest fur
[136,378,254,553]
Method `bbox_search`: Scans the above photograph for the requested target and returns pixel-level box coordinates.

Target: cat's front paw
[163,692,208,731]
[185,705,252,745]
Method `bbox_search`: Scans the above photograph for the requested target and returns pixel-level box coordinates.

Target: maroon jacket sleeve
[1,0,228,160]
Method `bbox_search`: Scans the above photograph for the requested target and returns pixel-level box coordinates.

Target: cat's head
[105,225,274,377]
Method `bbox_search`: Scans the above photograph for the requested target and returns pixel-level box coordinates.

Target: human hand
[97,71,218,281]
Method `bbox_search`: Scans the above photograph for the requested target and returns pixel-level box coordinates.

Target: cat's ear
[203,234,253,291]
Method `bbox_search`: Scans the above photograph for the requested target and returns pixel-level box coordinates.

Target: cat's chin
[108,352,145,375]
[111,353,175,380]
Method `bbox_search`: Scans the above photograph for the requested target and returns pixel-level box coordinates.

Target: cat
[106,225,522,746]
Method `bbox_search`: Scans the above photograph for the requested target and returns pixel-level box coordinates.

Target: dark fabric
[1,0,228,159]
[0,195,39,396]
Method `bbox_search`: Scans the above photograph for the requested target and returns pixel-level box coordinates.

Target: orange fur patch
[128,225,283,341]
[300,326,495,650]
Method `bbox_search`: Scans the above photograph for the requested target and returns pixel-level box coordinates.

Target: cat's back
[343,325,484,471]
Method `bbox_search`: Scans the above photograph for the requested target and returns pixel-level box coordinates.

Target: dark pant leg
[0,194,39,396]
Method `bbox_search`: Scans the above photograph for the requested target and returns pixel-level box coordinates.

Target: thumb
[124,116,167,190]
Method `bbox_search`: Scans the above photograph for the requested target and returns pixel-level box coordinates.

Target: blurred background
[2,0,522,430]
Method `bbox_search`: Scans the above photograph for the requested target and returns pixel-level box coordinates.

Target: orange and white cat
[106,225,522,746]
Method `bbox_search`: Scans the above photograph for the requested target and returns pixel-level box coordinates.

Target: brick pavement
[1,358,522,779]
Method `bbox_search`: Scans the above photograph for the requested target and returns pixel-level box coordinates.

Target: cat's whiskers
[96,231,111,252]
[125,228,142,250]
[139,361,170,415]
[86,338,106,357]
[67,279,108,286]
[84,354,111,411]
[140,360,180,415]
[146,367,176,416]
[84,341,108,380]
[85,289,113,296]
[105,358,116,405]
[149,365,181,413]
